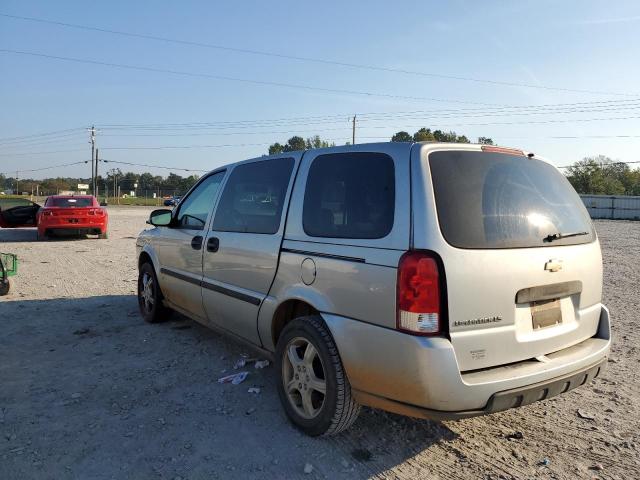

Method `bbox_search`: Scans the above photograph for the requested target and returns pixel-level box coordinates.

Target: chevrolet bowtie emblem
[544,259,563,272]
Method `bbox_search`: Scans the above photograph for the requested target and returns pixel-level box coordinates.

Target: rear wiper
[543,231,589,243]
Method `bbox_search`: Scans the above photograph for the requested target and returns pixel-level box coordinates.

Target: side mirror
[148,209,173,227]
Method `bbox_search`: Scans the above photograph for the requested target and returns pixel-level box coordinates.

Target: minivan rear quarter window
[303,152,395,239]
[429,150,595,249]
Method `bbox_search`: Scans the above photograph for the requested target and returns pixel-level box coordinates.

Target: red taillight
[88,209,104,216]
[397,251,442,335]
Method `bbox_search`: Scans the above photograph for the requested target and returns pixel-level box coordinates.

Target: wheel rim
[282,336,327,419]
[140,272,155,313]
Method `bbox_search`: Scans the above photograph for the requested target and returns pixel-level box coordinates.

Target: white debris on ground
[217,371,249,385]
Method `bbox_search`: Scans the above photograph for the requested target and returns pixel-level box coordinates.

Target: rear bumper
[323,304,610,417]
[39,218,107,235]
[42,226,106,235]
[354,358,605,420]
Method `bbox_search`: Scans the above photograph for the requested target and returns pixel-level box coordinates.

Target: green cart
[0,253,17,296]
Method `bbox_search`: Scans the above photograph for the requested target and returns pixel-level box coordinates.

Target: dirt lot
[1,207,638,479]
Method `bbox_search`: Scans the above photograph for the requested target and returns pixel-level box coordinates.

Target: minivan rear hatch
[415,146,603,371]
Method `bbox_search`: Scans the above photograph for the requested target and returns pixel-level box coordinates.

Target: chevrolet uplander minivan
[136,142,610,436]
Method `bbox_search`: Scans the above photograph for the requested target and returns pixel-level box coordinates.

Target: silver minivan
[136,142,610,436]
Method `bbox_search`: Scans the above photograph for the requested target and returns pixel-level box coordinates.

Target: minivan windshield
[429,151,595,249]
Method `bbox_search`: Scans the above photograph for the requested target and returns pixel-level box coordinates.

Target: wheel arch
[138,245,160,273]
[270,298,319,349]
[138,251,153,269]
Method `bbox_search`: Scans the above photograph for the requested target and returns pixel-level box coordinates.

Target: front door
[0,200,40,228]
[155,171,226,319]
[202,156,298,345]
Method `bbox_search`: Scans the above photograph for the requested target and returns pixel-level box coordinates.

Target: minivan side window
[212,157,294,234]
[175,171,225,230]
[303,152,395,239]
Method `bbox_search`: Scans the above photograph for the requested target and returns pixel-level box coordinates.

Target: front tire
[275,315,360,436]
[137,262,169,323]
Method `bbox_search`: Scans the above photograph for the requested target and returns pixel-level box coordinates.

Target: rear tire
[0,280,10,296]
[275,315,361,436]
[138,262,170,323]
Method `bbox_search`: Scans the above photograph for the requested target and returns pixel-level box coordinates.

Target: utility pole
[94,148,99,198]
[352,115,356,145]
[89,125,96,195]
[15,170,19,195]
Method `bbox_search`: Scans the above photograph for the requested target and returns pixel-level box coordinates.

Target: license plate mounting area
[530,298,562,329]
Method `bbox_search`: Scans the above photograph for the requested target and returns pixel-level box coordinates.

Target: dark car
[163,196,182,207]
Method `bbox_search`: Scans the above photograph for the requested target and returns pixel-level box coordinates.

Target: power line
[89,131,640,152]
[99,159,207,172]
[96,98,640,131]
[0,127,85,143]
[94,112,640,139]
[359,113,640,130]
[0,96,636,140]
[93,105,640,133]
[87,114,640,145]
[0,12,634,97]
[2,105,638,152]
[0,133,87,148]
[0,160,88,176]
[3,118,640,159]
[0,148,86,156]
[101,142,273,151]
[3,126,640,159]
[3,97,640,146]
[0,48,507,107]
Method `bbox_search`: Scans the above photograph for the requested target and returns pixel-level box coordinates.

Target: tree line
[390,128,494,145]
[268,135,335,155]
[0,169,200,197]
[565,156,640,196]
[267,130,494,154]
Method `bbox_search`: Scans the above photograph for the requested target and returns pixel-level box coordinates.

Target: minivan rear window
[429,151,595,249]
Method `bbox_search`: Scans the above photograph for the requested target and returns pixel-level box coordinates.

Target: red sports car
[0,195,108,240]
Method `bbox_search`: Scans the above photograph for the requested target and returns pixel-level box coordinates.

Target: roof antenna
[527,152,535,158]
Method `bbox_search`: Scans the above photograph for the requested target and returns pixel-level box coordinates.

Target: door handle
[191,235,203,250]
[207,237,220,253]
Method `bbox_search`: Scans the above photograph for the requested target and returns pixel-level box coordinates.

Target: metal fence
[580,195,640,220]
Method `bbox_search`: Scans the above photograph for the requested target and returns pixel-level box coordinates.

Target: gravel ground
[0,207,638,479]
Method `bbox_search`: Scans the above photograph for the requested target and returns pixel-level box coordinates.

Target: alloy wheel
[140,272,155,313]
[281,336,327,419]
